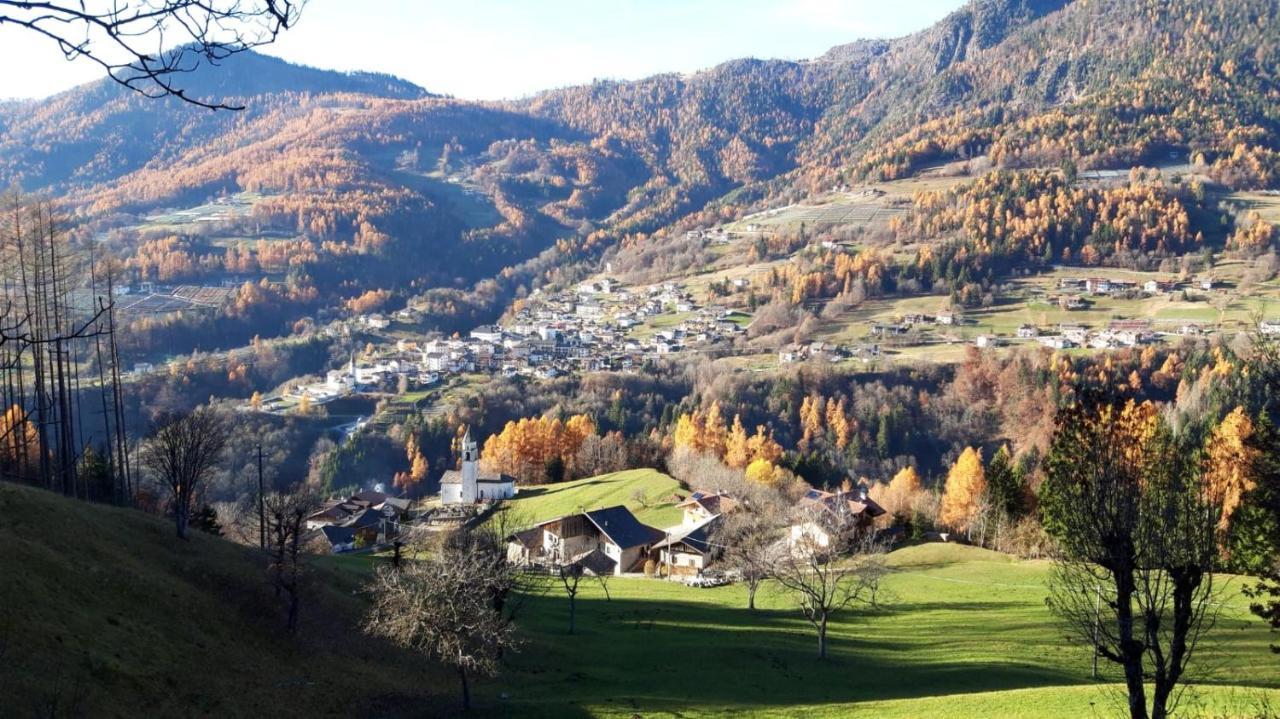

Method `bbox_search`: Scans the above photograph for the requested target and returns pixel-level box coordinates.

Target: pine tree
[986,444,1024,519]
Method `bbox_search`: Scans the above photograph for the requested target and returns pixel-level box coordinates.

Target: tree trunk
[568,593,576,635]
[458,666,471,711]
[1115,571,1149,719]
[747,582,757,610]
[175,505,189,540]
[817,614,829,660]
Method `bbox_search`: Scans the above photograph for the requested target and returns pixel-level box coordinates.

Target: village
[302,427,887,584]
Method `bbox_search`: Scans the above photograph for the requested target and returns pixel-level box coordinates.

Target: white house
[440,429,516,505]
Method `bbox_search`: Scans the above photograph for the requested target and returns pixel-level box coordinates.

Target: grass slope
[489,544,1280,718]
[504,469,687,528]
[0,482,443,718]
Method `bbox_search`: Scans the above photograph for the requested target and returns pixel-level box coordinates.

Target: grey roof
[510,527,543,548]
[321,525,356,546]
[566,548,616,576]
[583,505,663,549]
[439,469,515,485]
[653,515,721,554]
[341,508,387,530]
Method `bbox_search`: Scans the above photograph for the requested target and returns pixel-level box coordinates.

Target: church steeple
[460,426,478,503]
[461,427,476,463]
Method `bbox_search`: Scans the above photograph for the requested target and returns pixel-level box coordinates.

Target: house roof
[321,525,356,546]
[508,527,543,549]
[350,490,388,506]
[799,488,886,518]
[676,491,737,516]
[653,515,721,554]
[439,469,516,485]
[566,548,616,576]
[583,505,663,549]
[341,507,388,530]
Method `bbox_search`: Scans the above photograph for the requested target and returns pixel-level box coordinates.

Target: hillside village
[304,428,888,585]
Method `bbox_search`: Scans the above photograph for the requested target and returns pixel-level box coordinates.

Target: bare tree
[1041,398,1223,719]
[558,562,584,635]
[264,490,316,634]
[138,408,230,539]
[769,504,887,659]
[0,0,305,110]
[714,500,784,610]
[364,528,520,712]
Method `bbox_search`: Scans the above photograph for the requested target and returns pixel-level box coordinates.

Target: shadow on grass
[486,592,1087,717]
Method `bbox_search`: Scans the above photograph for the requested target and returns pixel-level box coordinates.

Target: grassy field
[0,481,444,717]
[6,479,1277,717]
[500,469,687,529]
[488,544,1280,718]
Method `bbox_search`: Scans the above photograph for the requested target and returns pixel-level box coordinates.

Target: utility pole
[257,442,265,549]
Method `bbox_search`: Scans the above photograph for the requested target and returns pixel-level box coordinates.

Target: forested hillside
[2,0,1278,349]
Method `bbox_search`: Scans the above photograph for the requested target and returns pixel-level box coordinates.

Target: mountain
[0,50,431,194]
[0,0,1276,346]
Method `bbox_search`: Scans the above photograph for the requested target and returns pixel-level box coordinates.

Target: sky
[0,0,966,102]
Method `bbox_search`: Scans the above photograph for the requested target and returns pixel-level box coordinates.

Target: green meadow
[487,544,1280,718]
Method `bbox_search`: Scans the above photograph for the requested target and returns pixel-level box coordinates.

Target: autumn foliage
[481,414,596,484]
[940,447,987,532]
[673,401,784,480]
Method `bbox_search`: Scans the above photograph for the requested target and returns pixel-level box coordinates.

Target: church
[439,428,516,504]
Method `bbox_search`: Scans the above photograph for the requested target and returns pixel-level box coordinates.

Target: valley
[4,1,1280,717]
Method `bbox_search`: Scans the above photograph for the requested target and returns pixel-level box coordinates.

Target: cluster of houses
[304,426,895,578]
[779,341,880,364]
[1056,276,1213,300]
[323,277,753,389]
[505,486,886,579]
[306,489,413,553]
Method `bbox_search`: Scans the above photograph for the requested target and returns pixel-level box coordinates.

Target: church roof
[439,469,516,485]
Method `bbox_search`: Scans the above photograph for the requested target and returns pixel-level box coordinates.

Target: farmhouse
[676,490,738,525]
[513,505,663,576]
[652,516,722,576]
[440,429,516,505]
[788,487,885,553]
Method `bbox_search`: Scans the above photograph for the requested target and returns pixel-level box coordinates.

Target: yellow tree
[745,458,782,485]
[940,447,987,532]
[409,453,429,485]
[746,426,783,464]
[871,466,925,526]
[724,415,751,469]
[799,395,825,451]
[703,401,728,458]
[826,397,851,450]
[673,412,702,451]
[249,391,263,411]
[1202,406,1260,535]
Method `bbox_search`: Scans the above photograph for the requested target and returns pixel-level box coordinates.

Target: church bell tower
[460,427,478,503]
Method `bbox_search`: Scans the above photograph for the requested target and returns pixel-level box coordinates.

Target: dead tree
[714,498,785,610]
[264,491,316,634]
[0,0,304,110]
[364,528,520,712]
[138,408,230,539]
[0,194,115,498]
[769,504,887,660]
